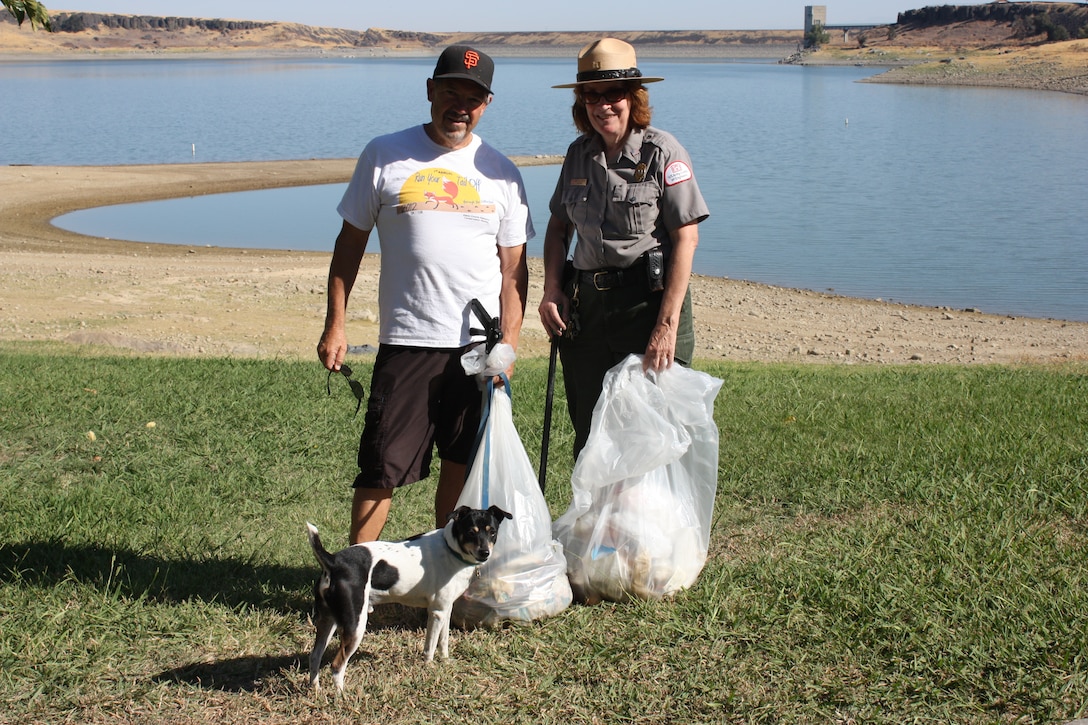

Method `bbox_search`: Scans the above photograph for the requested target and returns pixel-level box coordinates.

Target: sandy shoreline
[2,160,1086,365]
[831,40,1088,97]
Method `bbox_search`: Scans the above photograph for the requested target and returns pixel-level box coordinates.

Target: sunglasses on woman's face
[581,87,628,105]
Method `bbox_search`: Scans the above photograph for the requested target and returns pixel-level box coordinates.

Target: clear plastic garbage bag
[553,354,723,604]
[453,345,572,628]
[460,342,517,388]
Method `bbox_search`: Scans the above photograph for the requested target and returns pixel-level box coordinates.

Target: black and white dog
[306,505,512,690]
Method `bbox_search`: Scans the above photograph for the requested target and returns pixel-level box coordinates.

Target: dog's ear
[488,505,513,522]
[447,505,472,523]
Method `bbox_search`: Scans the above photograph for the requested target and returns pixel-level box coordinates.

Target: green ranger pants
[559,276,694,459]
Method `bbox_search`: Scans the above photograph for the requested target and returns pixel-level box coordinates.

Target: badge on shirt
[572,178,587,186]
[664,161,693,186]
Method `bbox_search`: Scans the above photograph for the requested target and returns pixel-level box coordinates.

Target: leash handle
[469,298,503,352]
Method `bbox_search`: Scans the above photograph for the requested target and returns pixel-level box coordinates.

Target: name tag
[571,178,587,186]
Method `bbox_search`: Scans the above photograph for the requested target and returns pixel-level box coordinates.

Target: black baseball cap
[432,45,494,94]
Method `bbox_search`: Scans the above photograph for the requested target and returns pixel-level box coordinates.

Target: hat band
[575,67,643,83]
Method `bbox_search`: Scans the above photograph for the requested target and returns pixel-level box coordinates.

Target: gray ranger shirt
[549,125,710,271]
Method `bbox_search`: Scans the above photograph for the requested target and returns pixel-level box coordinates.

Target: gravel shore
[803,39,1088,97]
[2,161,1085,365]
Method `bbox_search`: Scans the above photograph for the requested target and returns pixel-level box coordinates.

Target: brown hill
[4,4,1087,57]
[3,5,1085,95]
[797,3,1088,96]
[0,11,801,56]
[842,2,1088,49]
[891,2,1088,45]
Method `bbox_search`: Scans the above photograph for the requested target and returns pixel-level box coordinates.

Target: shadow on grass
[152,653,307,692]
[4,539,431,691]
[1,538,314,612]
[152,608,426,691]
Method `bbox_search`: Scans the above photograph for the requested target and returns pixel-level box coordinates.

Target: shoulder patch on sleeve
[664,160,693,186]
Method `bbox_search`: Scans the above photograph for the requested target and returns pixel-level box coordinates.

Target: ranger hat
[432,45,494,94]
[552,38,664,88]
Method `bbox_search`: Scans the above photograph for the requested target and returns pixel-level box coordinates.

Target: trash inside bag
[453,355,572,628]
[553,354,723,604]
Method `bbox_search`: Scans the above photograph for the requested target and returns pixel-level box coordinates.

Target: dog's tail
[306,522,337,573]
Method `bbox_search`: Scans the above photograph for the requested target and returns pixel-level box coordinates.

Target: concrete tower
[805,5,827,34]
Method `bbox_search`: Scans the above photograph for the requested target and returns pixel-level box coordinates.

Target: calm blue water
[5,57,1087,321]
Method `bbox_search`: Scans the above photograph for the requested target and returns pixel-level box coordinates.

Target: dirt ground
[2,161,1085,365]
[811,38,1088,96]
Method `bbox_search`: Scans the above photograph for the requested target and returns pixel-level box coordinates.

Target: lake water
[4,56,1087,321]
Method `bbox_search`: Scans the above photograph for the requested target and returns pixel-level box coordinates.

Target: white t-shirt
[338,125,534,347]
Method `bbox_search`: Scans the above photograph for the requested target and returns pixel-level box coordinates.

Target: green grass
[1,341,1086,723]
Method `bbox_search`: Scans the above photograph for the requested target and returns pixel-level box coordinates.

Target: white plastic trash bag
[453,346,572,628]
[553,354,723,604]
[460,341,517,387]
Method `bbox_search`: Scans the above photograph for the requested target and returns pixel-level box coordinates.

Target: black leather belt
[578,258,646,291]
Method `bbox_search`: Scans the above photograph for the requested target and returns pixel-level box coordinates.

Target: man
[317,45,532,544]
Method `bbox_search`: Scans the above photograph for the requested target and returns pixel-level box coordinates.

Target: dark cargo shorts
[353,344,483,490]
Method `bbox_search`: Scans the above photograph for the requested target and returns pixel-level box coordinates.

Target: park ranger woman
[538,37,710,458]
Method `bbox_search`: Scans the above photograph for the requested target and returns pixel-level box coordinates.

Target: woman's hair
[571,83,653,135]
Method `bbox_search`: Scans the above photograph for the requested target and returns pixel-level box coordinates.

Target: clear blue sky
[49,1,916,32]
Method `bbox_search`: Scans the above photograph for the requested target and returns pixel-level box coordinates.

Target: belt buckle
[593,271,612,291]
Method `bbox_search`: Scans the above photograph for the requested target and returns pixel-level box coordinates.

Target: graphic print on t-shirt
[395,166,495,215]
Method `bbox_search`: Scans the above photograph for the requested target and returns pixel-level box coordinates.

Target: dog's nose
[476,549,491,562]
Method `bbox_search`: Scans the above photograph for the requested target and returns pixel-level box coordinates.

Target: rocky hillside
[796,3,1088,97]
[851,2,1088,48]
[4,4,1086,57]
[897,2,1088,42]
[0,11,801,55]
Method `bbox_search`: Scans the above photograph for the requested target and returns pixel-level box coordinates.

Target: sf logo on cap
[463,50,480,69]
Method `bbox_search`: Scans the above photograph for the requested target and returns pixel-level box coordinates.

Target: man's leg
[350,487,394,544]
[434,459,467,530]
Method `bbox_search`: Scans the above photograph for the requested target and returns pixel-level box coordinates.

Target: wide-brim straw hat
[552,38,664,88]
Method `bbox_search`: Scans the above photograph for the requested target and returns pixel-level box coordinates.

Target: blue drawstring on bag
[465,372,511,509]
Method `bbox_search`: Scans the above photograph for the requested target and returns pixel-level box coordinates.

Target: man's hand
[317,326,348,372]
[318,221,370,372]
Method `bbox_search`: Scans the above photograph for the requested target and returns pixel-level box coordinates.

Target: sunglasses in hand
[326,363,365,417]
